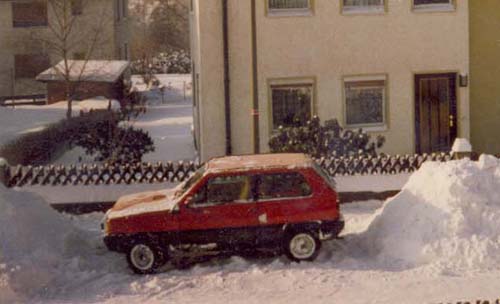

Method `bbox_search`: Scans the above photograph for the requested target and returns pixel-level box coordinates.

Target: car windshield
[313,162,336,190]
[174,165,206,198]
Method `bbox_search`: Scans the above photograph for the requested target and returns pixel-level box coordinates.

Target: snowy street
[3,156,500,303]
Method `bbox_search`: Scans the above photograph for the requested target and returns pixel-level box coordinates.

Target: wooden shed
[37,60,130,104]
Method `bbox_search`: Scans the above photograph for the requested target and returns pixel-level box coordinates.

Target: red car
[103,153,344,274]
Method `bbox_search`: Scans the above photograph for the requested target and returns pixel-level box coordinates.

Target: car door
[255,171,314,246]
[178,173,260,247]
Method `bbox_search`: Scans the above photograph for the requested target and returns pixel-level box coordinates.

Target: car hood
[107,188,179,219]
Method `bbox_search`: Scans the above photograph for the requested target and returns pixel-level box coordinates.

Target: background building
[469,0,500,155]
[191,0,470,162]
[0,0,130,101]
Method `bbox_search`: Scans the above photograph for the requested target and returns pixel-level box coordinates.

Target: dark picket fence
[0,153,453,189]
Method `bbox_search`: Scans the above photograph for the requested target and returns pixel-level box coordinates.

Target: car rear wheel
[284,231,321,262]
[127,242,167,274]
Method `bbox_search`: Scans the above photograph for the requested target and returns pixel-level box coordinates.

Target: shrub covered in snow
[269,116,385,158]
[0,110,154,165]
[363,155,500,271]
[131,50,191,76]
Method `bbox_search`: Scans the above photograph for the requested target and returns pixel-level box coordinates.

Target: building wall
[47,81,118,104]
[193,0,470,162]
[191,0,226,160]
[0,0,129,99]
[469,0,500,154]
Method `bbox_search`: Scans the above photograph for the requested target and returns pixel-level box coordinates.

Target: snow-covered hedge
[131,50,191,75]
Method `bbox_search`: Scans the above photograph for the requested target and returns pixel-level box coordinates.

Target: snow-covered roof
[36,60,130,83]
[207,153,314,172]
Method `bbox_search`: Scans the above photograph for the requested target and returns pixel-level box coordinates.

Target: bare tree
[129,0,157,83]
[129,0,189,58]
[32,0,114,119]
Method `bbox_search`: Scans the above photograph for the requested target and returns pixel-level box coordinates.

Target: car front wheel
[127,242,167,274]
[284,231,321,262]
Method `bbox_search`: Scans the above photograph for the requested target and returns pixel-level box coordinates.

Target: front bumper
[103,234,130,253]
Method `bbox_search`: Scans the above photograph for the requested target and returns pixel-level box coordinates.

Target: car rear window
[257,172,312,200]
[313,162,336,190]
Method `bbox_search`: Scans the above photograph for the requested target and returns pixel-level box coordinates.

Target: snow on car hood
[107,188,179,219]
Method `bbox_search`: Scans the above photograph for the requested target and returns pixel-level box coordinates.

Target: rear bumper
[319,219,345,240]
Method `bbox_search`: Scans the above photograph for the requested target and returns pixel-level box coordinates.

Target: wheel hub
[289,233,316,259]
[131,244,155,270]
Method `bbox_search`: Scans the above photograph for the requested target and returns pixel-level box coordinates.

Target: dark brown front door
[415,73,457,154]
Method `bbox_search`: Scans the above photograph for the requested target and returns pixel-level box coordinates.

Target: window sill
[342,7,385,16]
[346,124,388,133]
[13,23,48,28]
[412,4,455,13]
[267,9,314,18]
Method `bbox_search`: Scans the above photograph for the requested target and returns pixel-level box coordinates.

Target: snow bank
[0,185,106,302]
[364,155,500,271]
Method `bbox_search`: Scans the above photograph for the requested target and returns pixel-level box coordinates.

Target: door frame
[414,72,458,154]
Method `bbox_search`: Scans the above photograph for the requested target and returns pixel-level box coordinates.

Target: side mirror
[184,196,194,208]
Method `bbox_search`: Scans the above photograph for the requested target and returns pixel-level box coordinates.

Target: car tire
[283,231,321,262]
[126,242,167,274]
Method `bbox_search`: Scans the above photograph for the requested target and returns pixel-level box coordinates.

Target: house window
[344,76,386,128]
[271,83,313,129]
[123,43,129,60]
[413,0,454,11]
[342,0,385,13]
[268,0,312,15]
[73,52,86,60]
[71,0,83,15]
[15,54,51,79]
[12,1,48,27]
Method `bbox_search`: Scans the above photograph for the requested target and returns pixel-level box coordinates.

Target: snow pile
[0,185,97,302]
[364,155,500,271]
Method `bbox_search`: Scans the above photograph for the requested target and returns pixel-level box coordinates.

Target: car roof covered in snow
[206,153,314,173]
[36,60,130,83]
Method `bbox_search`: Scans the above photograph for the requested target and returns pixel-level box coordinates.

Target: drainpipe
[222,0,232,155]
[251,0,260,154]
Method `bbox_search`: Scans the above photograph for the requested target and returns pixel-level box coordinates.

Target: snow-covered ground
[128,74,195,162]
[0,98,120,148]
[0,106,65,147]
[2,156,500,303]
[55,74,196,164]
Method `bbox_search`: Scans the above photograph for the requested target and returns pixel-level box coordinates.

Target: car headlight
[101,214,110,235]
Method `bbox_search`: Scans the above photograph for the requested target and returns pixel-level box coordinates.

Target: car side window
[257,172,312,201]
[190,175,253,207]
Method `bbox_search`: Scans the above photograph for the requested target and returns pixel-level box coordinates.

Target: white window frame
[342,0,385,15]
[343,75,388,131]
[412,0,455,12]
[267,0,313,17]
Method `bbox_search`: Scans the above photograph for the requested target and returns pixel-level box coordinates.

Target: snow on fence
[0,153,457,213]
[0,153,453,188]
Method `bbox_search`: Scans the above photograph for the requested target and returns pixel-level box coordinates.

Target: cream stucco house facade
[190,0,470,162]
[0,0,130,101]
